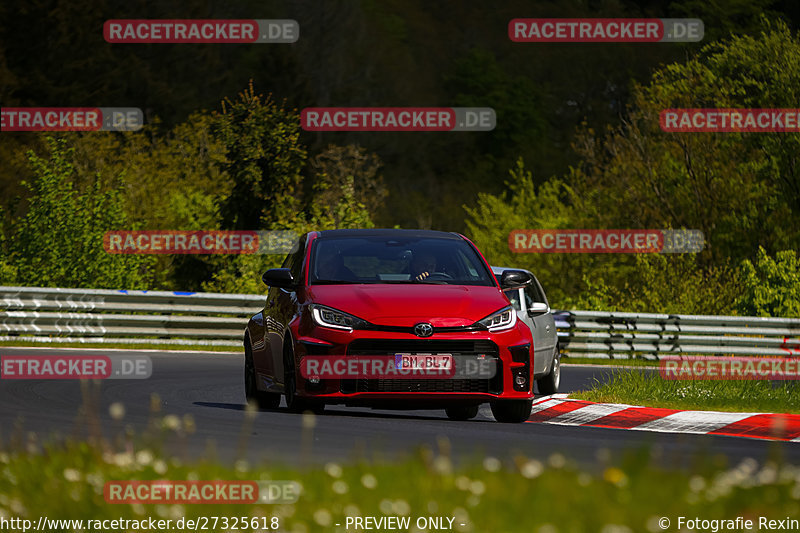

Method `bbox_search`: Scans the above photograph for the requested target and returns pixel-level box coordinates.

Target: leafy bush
[737,247,800,317]
[5,137,154,289]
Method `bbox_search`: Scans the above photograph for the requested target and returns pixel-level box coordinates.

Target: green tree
[737,247,800,317]
[6,137,154,289]
[591,254,740,315]
[307,144,387,219]
[465,158,593,306]
[569,19,800,266]
[214,82,306,230]
[465,159,741,313]
[65,113,230,290]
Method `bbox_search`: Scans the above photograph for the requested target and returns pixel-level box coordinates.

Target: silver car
[492,266,561,395]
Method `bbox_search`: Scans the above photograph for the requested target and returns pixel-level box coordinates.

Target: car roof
[315,228,463,240]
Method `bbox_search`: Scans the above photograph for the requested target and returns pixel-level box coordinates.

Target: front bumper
[292,318,534,403]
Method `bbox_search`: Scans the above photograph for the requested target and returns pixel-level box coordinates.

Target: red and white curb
[527,394,800,442]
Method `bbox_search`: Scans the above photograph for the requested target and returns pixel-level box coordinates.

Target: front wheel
[490,399,533,423]
[283,342,325,414]
[536,344,561,396]
[244,339,280,410]
[445,404,480,421]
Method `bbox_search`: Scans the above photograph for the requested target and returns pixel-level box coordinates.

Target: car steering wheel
[424,271,453,280]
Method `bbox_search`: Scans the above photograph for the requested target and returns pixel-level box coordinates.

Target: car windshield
[309,236,495,286]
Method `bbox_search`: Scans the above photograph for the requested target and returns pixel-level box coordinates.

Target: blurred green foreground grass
[1,413,800,533]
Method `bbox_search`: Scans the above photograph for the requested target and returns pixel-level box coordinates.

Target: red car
[243,229,537,422]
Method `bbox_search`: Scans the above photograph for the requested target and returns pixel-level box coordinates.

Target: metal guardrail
[1,286,799,357]
[0,286,263,347]
[553,310,800,359]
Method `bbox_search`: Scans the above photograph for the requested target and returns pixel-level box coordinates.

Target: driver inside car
[317,252,358,281]
[410,251,438,281]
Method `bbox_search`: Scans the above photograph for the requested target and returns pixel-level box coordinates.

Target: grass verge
[572,369,800,414]
[1,431,798,532]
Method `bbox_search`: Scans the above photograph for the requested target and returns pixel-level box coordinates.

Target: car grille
[342,339,502,394]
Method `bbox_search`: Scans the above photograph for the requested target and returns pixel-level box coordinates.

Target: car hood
[306,284,508,327]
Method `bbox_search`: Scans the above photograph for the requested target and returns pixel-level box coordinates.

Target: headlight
[310,304,367,331]
[477,306,517,332]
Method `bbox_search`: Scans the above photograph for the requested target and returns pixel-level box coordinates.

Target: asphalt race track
[1,347,797,468]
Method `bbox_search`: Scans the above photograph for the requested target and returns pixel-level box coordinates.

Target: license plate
[394,353,453,370]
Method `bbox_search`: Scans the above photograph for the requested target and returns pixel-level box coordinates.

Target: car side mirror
[499,269,531,289]
[528,302,550,316]
[262,268,296,289]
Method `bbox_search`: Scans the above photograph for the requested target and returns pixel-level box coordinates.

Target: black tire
[490,399,533,423]
[283,341,325,414]
[244,338,280,410]
[445,404,480,421]
[537,344,561,396]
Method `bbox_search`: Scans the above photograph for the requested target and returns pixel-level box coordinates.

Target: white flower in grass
[600,525,632,533]
[325,462,343,478]
[290,522,309,533]
[379,499,393,514]
[135,450,153,466]
[757,465,778,485]
[548,453,566,469]
[273,504,296,518]
[393,499,410,516]
[360,473,377,489]
[646,516,664,532]
[452,508,470,531]
[432,456,452,475]
[520,459,543,479]
[86,473,104,490]
[109,402,125,420]
[455,476,470,490]
[153,459,167,475]
[482,456,501,472]
[689,475,705,492]
[162,415,181,431]
[332,480,348,494]
[113,452,134,468]
[313,509,332,527]
[469,480,485,495]
[343,504,360,517]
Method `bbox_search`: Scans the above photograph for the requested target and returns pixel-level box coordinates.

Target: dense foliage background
[1,0,799,315]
